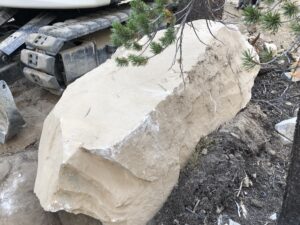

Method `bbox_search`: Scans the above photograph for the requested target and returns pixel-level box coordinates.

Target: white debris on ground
[229,219,241,225]
[269,213,277,221]
[217,215,241,225]
[275,117,297,144]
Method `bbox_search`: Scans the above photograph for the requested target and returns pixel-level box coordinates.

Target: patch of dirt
[251,72,300,125]
[150,103,291,225]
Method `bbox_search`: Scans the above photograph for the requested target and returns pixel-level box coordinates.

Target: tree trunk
[177,0,225,22]
[278,107,300,224]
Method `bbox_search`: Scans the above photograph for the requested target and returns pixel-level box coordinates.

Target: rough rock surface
[0,80,25,144]
[34,20,259,225]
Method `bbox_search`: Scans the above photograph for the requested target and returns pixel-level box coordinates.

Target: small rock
[264,43,277,56]
[250,199,264,208]
[269,213,277,221]
[230,132,240,139]
[229,219,241,225]
[267,149,276,156]
[285,101,293,106]
[216,205,224,214]
[243,175,253,187]
[271,90,277,94]
[202,148,208,155]
[275,117,297,144]
[284,72,300,82]
[0,80,26,144]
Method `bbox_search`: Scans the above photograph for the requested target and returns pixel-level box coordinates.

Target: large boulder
[34,20,259,225]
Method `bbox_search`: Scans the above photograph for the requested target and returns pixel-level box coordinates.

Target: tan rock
[34,20,259,225]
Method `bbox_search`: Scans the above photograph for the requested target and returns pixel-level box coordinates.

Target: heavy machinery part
[0,13,55,56]
[0,8,17,26]
[0,12,55,85]
[0,0,112,9]
[0,80,25,144]
[22,7,130,94]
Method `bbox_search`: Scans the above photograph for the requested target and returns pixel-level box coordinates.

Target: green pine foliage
[261,11,282,33]
[111,0,177,66]
[243,6,261,24]
[242,0,300,69]
[242,49,259,70]
[242,0,300,33]
[291,21,300,34]
[283,1,299,18]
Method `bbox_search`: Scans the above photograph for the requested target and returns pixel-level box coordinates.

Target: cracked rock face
[34,20,259,225]
[0,80,25,144]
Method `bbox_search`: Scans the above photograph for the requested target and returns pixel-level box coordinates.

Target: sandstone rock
[34,20,259,225]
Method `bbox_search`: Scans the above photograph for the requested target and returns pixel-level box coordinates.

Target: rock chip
[34,20,260,225]
[0,80,25,144]
[275,117,297,144]
[269,213,277,221]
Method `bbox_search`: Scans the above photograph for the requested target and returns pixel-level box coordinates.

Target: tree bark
[278,107,300,224]
[177,0,225,22]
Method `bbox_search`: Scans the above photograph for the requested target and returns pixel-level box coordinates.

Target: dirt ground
[149,100,293,225]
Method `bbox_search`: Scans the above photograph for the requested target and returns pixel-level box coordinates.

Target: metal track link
[0,13,55,56]
[22,6,130,94]
[0,11,55,84]
[39,8,130,41]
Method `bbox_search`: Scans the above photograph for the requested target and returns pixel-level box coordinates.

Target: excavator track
[21,6,130,95]
[0,11,55,83]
